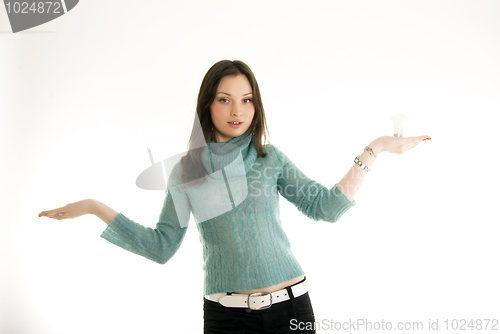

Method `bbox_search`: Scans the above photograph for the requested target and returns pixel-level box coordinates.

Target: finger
[39,211,53,217]
[41,211,64,219]
[54,212,65,219]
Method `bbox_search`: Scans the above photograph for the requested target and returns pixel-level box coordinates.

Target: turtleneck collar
[201,132,258,178]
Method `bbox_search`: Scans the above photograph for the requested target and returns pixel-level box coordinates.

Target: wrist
[370,138,385,157]
[86,199,97,215]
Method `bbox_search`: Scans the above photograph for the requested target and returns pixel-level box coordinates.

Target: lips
[228,122,243,128]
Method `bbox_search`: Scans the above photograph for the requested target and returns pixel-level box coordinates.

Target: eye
[243,98,252,103]
[218,98,229,103]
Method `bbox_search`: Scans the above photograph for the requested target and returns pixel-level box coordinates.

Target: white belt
[204,280,307,310]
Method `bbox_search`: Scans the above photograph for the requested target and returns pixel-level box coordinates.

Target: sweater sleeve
[273,144,356,223]
[100,163,191,264]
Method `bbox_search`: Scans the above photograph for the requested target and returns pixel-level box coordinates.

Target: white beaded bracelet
[354,155,371,172]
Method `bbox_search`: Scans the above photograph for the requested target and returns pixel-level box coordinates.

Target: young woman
[39,60,431,333]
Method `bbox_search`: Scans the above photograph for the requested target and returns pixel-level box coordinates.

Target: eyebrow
[217,92,253,96]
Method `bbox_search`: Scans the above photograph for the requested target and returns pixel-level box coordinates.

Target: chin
[230,128,248,135]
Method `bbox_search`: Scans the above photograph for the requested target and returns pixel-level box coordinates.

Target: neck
[203,131,257,175]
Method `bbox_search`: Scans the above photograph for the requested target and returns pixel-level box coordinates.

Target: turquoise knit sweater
[100,132,356,295]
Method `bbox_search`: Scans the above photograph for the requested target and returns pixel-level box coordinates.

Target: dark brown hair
[179,60,269,187]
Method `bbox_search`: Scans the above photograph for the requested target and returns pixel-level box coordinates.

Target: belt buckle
[247,292,272,310]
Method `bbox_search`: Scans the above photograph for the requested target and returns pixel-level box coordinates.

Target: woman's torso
[232,275,305,294]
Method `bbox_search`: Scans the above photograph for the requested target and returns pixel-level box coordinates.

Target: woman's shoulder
[262,142,286,164]
[263,142,279,154]
[166,160,185,188]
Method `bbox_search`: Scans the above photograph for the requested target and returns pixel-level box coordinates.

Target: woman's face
[210,74,255,143]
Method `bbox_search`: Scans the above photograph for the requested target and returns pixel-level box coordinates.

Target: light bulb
[391,114,407,137]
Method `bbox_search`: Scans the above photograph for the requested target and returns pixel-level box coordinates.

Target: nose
[231,103,243,117]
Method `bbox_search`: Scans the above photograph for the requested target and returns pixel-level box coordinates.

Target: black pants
[203,277,316,333]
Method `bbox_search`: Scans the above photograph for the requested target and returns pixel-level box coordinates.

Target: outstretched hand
[38,199,94,220]
[377,135,432,155]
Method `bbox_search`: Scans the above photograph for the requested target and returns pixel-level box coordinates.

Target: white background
[1,0,499,333]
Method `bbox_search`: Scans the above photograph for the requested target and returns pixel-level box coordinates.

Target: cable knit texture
[100,132,356,295]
